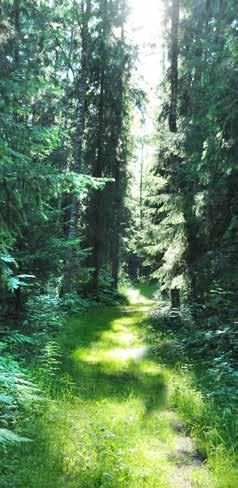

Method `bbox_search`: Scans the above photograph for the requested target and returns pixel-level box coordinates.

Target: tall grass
[144,311,238,488]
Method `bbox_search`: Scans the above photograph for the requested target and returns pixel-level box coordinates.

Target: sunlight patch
[125,288,150,304]
[101,329,137,346]
[106,346,148,362]
[139,360,161,376]
[73,346,148,367]
[111,316,138,329]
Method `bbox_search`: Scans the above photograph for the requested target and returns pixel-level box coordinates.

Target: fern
[0,354,42,444]
[0,428,31,444]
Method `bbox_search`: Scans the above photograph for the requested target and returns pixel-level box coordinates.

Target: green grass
[1,285,216,487]
[167,371,238,488]
[144,312,238,488]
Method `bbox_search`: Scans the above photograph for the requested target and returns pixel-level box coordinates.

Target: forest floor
[3,286,216,487]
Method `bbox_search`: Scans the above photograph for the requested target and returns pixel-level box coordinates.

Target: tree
[138,0,238,312]
[169,0,179,133]
[69,0,91,239]
[63,0,91,293]
[85,0,132,293]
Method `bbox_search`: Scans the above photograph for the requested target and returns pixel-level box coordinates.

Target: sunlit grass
[166,369,238,488]
[72,311,148,371]
[120,282,157,306]
[1,285,217,487]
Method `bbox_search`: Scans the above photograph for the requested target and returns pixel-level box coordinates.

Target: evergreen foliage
[136,2,238,482]
[0,0,133,448]
[138,0,238,308]
[0,0,238,484]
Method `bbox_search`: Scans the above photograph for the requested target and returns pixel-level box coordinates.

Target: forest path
[53,285,213,488]
[14,286,214,487]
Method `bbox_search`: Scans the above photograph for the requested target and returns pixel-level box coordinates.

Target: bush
[144,290,238,460]
[62,292,97,314]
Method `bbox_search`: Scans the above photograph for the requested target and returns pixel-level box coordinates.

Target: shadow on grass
[60,308,132,351]
[63,355,168,416]
[59,307,168,418]
[2,303,170,488]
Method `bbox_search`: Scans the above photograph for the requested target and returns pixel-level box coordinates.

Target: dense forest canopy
[0,0,238,486]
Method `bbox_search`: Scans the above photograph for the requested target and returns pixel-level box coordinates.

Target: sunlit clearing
[122,287,154,305]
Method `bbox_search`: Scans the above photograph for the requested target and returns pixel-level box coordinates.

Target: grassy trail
[6,287,215,487]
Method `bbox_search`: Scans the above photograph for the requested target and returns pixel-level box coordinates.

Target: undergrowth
[143,300,238,488]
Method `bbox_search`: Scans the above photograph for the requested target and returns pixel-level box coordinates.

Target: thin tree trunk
[68,0,91,240]
[169,0,179,133]
[14,0,20,67]
[139,139,144,230]
[110,24,126,290]
[111,162,121,290]
[63,0,91,293]
[91,0,108,294]
[91,61,105,293]
[168,0,180,306]
[171,288,180,309]
[112,243,120,289]
[182,192,198,302]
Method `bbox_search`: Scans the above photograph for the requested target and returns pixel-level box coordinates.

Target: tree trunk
[112,247,120,289]
[169,0,179,133]
[171,288,180,309]
[69,0,91,239]
[14,0,20,68]
[110,25,126,290]
[63,0,91,293]
[139,138,144,230]
[111,164,121,290]
[91,0,108,294]
[91,63,105,293]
